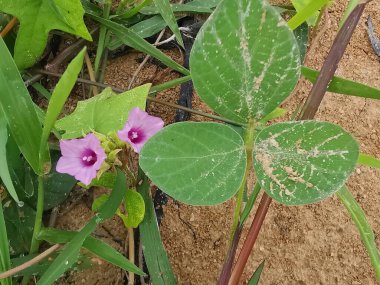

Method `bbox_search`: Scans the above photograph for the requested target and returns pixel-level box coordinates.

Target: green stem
[21,175,44,285]
[337,186,380,282]
[0,201,12,285]
[230,120,255,240]
[29,175,44,254]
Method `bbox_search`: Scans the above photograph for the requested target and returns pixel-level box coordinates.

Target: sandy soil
[53,0,380,284]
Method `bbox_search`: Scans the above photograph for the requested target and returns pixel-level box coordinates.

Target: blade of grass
[0,37,42,174]
[287,0,330,30]
[337,186,380,282]
[115,0,152,19]
[37,169,126,285]
[247,261,265,285]
[0,112,20,203]
[39,47,86,170]
[87,13,189,75]
[357,153,380,169]
[138,170,177,285]
[301,66,380,100]
[38,228,145,275]
[0,201,12,285]
[339,0,360,28]
[94,1,111,77]
[153,0,184,47]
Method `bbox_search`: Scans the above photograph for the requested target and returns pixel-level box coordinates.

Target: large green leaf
[139,122,246,205]
[190,0,300,123]
[0,0,91,69]
[253,121,359,205]
[0,37,42,174]
[56,85,150,139]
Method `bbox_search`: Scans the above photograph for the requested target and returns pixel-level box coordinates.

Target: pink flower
[56,133,107,185]
[118,107,164,153]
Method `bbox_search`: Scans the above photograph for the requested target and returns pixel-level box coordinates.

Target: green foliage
[287,0,329,30]
[248,261,265,285]
[139,0,218,14]
[190,0,300,123]
[357,153,380,169]
[92,190,145,228]
[140,122,247,205]
[37,169,127,285]
[301,66,380,100]
[0,112,19,203]
[38,228,145,275]
[56,85,150,139]
[3,201,35,256]
[40,47,86,170]
[122,190,145,228]
[86,12,189,75]
[291,0,319,26]
[337,186,380,280]
[138,172,176,285]
[0,37,42,174]
[253,121,359,205]
[0,0,91,69]
[152,0,184,47]
[0,202,12,285]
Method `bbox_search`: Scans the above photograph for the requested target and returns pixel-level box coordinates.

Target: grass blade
[87,13,189,75]
[0,112,19,203]
[0,201,12,285]
[38,228,145,275]
[0,37,42,174]
[138,171,177,285]
[357,153,380,169]
[39,48,86,169]
[337,186,380,282]
[287,0,330,30]
[153,0,184,47]
[301,66,380,100]
[37,169,126,285]
[247,261,265,285]
[339,0,360,28]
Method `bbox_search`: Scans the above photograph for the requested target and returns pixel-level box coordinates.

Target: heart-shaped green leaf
[139,122,246,205]
[56,85,149,139]
[253,121,359,205]
[0,0,91,69]
[190,0,300,123]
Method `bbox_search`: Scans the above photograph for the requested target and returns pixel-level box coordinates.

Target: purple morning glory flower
[118,107,164,153]
[56,133,107,185]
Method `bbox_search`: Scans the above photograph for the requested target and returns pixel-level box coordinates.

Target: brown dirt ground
[53,0,380,284]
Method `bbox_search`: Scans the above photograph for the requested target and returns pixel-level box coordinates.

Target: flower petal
[59,139,85,157]
[56,156,83,176]
[75,167,97,185]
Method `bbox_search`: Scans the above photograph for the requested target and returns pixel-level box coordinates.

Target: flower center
[81,149,97,167]
[127,128,145,143]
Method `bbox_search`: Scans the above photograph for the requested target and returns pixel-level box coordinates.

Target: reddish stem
[228,194,272,285]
